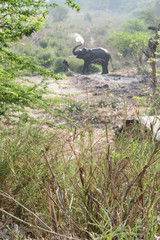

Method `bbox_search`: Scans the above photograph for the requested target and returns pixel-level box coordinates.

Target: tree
[140,9,160,26]
[144,25,160,85]
[50,6,69,22]
[0,0,80,116]
[108,31,151,71]
[122,19,147,33]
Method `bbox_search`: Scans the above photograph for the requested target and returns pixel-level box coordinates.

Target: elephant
[73,43,112,74]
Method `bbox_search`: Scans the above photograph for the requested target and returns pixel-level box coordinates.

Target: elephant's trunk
[72,43,82,55]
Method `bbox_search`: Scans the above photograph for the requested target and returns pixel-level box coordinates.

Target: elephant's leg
[82,64,87,74]
[82,65,85,74]
[82,60,90,74]
[102,61,108,74]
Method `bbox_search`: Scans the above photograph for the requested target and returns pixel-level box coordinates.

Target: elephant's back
[91,48,109,55]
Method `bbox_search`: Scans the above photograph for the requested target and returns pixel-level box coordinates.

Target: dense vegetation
[0,0,80,116]
[1,120,160,239]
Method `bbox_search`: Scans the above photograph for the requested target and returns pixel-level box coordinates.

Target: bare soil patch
[28,70,160,145]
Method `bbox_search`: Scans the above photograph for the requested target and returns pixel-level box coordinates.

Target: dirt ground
[28,70,160,144]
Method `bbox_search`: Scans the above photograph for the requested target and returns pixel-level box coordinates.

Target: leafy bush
[37,49,56,68]
[54,57,65,73]
[67,58,84,73]
[108,31,151,71]
[89,64,101,73]
[140,9,160,26]
[39,39,48,48]
[50,6,69,22]
[53,57,85,74]
[123,19,147,33]
[109,31,150,57]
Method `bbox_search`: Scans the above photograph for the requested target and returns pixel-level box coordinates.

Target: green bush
[53,57,85,74]
[89,64,101,73]
[37,49,56,68]
[50,6,69,22]
[67,58,101,74]
[123,19,147,33]
[109,31,150,57]
[54,57,65,73]
[39,39,48,48]
[18,45,37,57]
[50,40,59,48]
[67,58,84,73]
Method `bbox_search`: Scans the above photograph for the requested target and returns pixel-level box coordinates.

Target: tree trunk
[151,52,157,86]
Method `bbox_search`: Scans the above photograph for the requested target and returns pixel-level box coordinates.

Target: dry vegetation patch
[1,72,160,239]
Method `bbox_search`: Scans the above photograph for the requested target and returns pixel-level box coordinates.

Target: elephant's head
[73,44,88,59]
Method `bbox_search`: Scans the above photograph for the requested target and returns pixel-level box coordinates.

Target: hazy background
[13,0,160,74]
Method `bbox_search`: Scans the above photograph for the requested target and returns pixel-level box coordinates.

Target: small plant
[67,101,86,114]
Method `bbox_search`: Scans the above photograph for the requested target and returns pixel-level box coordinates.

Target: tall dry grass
[0,121,160,239]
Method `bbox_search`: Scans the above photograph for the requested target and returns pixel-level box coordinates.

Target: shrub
[37,49,55,68]
[39,39,48,48]
[54,57,65,73]
[108,31,151,71]
[67,58,83,73]
[50,6,69,22]
[122,19,147,33]
[89,64,101,73]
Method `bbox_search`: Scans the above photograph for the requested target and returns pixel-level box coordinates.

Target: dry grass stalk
[47,181,58,233]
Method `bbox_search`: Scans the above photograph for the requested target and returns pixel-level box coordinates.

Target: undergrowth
[0,121,160,239]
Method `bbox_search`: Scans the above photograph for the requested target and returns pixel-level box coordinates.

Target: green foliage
[108,31,151,69]
[39,39,49,48]
[89,64,101,73]
[94,25,109,36]
[140,9,160,26]
[50,6,69,22]
[0,0,79,116]
[37,49,56,68]
[123,19,147,33]
[65,0,81,12]
[0,46,60,115]
[54,57,66,73]
[54,57,84,74]
[0,0,51,47]
[67,58,84,73]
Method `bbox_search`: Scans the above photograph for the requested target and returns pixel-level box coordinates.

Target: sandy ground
[26,71,160,145]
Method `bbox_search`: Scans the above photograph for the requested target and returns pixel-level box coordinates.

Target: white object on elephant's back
[70,33,84,44]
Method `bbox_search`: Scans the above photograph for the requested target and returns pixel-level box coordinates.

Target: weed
[0,122,160,239]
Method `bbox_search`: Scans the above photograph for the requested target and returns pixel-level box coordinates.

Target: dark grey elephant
[73,43,112,74]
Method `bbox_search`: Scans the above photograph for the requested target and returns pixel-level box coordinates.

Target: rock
[115,116,160,142]
[140,115,160,141]
[96,84,109,89]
